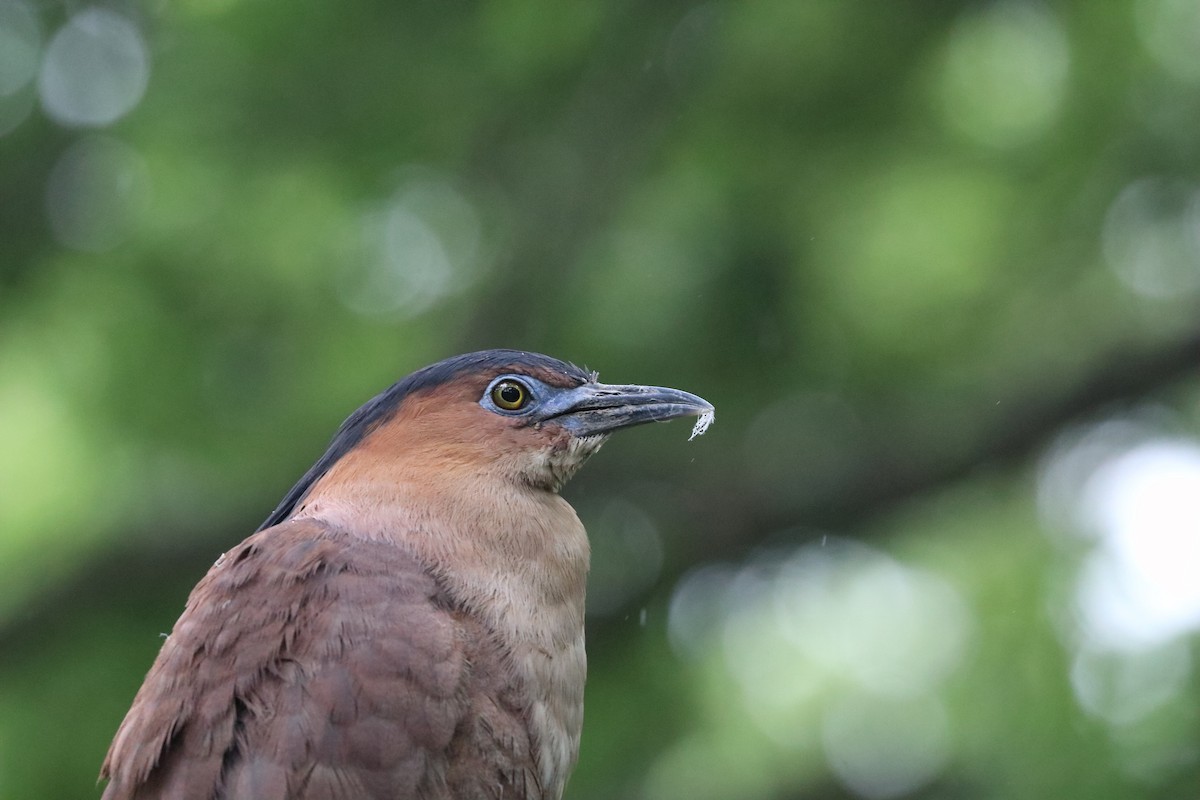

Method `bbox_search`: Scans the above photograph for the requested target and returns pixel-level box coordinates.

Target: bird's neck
[298,470,589,621]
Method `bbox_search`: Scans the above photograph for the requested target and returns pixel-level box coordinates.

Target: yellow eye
[491,379,529,411]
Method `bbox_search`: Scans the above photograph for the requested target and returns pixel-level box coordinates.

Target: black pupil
[499,384,522,405]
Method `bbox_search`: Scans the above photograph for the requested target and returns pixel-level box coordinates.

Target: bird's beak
[537,381,715,438]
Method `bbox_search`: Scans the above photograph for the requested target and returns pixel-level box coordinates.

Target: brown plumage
[101,350,712,800]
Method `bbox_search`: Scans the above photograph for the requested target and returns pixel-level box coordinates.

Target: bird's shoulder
[101,518,539,800]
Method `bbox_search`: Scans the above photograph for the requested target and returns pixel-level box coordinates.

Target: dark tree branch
[663,325,1200,579]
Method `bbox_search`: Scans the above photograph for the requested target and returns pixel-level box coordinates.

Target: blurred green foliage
[2,1,1199,798]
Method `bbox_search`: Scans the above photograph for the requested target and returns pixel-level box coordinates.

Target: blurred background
[2,1,1199,798]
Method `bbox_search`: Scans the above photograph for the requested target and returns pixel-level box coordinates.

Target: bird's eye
[491,379,530,411]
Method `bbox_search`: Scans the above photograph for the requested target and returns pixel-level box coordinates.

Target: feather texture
[101,519,540,800]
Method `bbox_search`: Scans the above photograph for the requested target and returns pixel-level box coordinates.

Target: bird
[100,349,713,800]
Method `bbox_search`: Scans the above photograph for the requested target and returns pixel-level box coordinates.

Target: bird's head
[260,350,713,528]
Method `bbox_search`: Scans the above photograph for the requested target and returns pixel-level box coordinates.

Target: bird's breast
[297,482,591,798]
[456,491,590,799]
[520,627,586,800]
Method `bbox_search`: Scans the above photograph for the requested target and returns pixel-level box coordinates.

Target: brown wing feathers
[100,519,536,800]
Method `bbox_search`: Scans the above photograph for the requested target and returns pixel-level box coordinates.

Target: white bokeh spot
[39,8,149,127]
[1077,440,1200,650]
